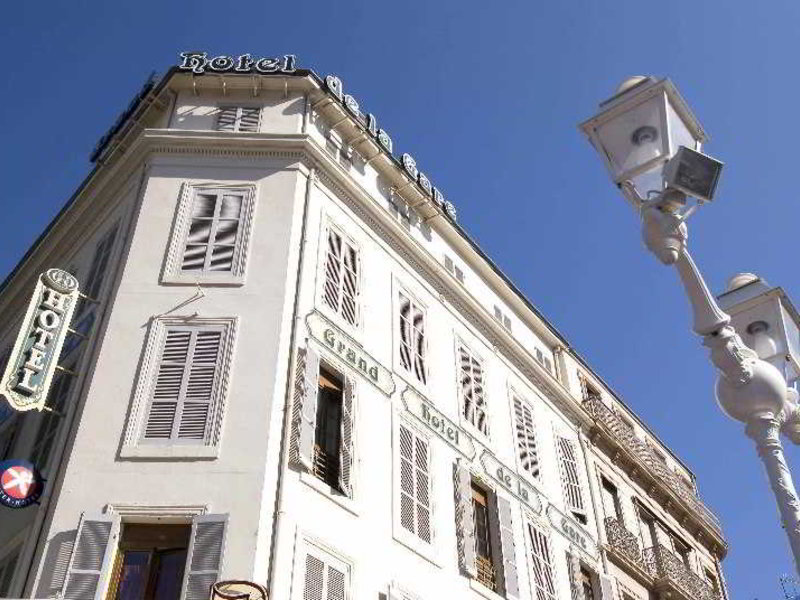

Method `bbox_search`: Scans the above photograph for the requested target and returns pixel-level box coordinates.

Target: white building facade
[0,54,728,600]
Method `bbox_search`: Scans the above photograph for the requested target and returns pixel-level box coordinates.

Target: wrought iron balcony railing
[582,394,723,542]
[604,517,644,569]
[644,544,719,600]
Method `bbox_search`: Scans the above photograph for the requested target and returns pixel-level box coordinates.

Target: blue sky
[1,0,798,595]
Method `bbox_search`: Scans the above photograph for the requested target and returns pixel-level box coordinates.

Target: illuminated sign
[480,451,542,514]
[0,459,45,509]
[306,312,395,395]
[402,387,476,459]
[178,52,296,75]
[323,75,457,221]
[0,269,79,412]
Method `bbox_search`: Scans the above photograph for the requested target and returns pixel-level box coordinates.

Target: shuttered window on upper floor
[459,343,488,436]
[181,189,247,274]
[322,226,360,327]
[556,436,587,524]
[527,522,556,600]
[298,543,350,600]
[512,396,539,479]
[215,106,261,132]
[398,291,427,385]
[142,325,224,444]
[398,422,432,544]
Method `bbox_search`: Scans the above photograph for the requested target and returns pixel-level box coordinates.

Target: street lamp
[580,77,800,574]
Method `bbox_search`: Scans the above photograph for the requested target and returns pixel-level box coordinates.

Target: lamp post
[579,77,800,574]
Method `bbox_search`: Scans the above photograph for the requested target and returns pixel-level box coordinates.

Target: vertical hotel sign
[0,269,79,412]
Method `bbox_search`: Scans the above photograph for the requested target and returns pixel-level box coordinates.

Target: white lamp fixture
[579,76,716,201]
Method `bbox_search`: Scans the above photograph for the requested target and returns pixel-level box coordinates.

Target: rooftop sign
[0,269,79,412]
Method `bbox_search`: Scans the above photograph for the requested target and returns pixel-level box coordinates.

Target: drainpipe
[578,426,610,574]
[267,165,314,594]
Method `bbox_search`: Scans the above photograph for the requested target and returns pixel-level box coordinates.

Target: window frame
[161,183,257,286]
[455,337,491,441]
[393,282,430,390]
[316,219,363,333]
[555,433,588,525]
[392,415,438,565]
[292,536,353,600]
[120,316,238,459]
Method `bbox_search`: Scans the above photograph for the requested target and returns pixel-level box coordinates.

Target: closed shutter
[323,230,344,316]
[215,107,239,131]
[557,436,586,518]
[452,460,477,577]
[143,327,223,444]
[216,107,260,132]
[182,190,244,274]
[459,344,487,435]
[338,377,355,497]
[291,347,320,471]
[238,107,260,132]
[598,574,616,600]
[527,523,556,600]
[512,396,539,478]
[62,513,119,600]
[181,514,228,600]
[493,495,520,599]
[301,546,349,600]
[398,423,432,543]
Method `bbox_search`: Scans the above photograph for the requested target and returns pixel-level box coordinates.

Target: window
[452,461,519,598]
[444,255,464,283]
[566,558,615,600]
[164,185,256,283]
[398,291,427,385]
[0,420,18,462]
[527,522,556,600]
[397,422,432,544]
[61,513,227,600]
[556,436,587,524]
[534,348,553,375]
[0,548,19,597]
[704,567,720,596]
[123,318,236,457]
[291,348,355,498]
[580,567,595,600]
[29,370,74,473]
[600,477,623,523]
[215,106,260,132]
[322,226,360,327]
[493,305,512,332]
[458,343,488,436]
[296,542,350,600]
[73,224,119,319]
[512,396,540,479]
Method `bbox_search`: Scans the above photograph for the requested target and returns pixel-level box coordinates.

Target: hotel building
[0,54,728,600]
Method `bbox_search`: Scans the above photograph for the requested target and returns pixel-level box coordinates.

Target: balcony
[582,394,725,551]
[644,544,719,600]
[604,517,645,569]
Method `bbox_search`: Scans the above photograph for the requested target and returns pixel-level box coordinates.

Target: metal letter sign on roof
[0,269,79,412]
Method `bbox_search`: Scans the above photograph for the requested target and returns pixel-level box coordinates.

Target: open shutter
[557,436,586,518]
[492,495,520,599]
[598,574,616,600]
[291,347,319,471]
[452,460,477,577]
[338,376,355,497]
[62,513,119,600]
[565,551,581,600]
[182,514,228,600]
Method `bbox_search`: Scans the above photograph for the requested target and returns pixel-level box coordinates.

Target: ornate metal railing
[475,556,497,591]
[644,544,719,600]
[582,395,723,538]
[604,517,645,568]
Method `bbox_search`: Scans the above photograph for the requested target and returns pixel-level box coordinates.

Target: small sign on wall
[0,269,80,412]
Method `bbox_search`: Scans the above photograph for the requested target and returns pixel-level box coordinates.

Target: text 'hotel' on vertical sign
[0,269,80,412]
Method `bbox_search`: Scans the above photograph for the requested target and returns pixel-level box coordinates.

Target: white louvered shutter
[565,551,581,600]
[322,229,360,327]
[143,327,223,444]
[238,107,260,132]
[398,292,426,384]
[301,547,349,600]
[527,523,556,600]
[292,347,320,471]
[181,514,228,600]
[216,107,238,131]
[598,574,616,600]
[182,190,244,274]
[399,423,432,544]
[452,460,477,577]
[62,513,119,600]
[512,396,539,478]
[493,495,520,599]
[557,436,586,519]
[216,106,260,132]
[338,376,355,497]
[459,345,487,435]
